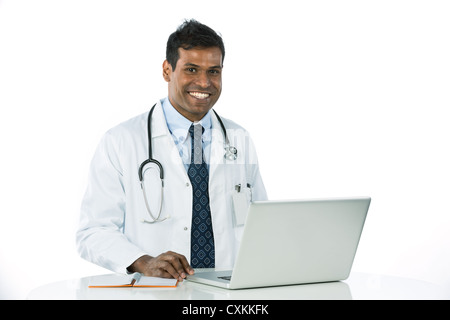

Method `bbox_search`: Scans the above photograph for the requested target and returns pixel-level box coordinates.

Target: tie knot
[189,123,204,139]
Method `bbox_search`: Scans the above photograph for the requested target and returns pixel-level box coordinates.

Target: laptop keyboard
[218,275,232,281]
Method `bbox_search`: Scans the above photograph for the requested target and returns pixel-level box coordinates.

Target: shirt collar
[162,97,212,143]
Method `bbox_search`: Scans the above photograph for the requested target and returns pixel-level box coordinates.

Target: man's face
[163,46,223,122]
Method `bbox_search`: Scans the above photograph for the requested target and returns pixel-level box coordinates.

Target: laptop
[186,197,371,289]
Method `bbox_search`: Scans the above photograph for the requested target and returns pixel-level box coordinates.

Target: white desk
[27,272,448,300]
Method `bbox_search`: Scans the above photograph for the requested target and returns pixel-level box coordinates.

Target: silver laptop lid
[228,197,371,289]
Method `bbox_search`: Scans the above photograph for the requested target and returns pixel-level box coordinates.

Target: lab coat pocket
[231,184,252,227]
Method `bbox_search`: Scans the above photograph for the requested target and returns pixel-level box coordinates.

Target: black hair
[166,19,225,71]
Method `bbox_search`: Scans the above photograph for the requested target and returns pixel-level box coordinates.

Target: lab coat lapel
[151,101,188,179]
[209,110,225,181]
[209,111,235,268]
[150,101,170,138]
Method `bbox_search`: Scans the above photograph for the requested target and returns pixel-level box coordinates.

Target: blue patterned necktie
[188,123,215,268]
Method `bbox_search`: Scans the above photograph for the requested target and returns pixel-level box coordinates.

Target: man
[76,19,267,282]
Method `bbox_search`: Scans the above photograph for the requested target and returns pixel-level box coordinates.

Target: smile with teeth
[189,91,210,99]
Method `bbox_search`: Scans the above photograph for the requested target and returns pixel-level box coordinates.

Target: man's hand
[127,251,194,281]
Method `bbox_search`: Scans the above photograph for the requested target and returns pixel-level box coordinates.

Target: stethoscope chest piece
[225,146,238,161]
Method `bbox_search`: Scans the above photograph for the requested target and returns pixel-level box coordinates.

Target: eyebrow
[184,63,222,69]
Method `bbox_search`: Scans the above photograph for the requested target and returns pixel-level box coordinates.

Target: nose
[195,71,211,88]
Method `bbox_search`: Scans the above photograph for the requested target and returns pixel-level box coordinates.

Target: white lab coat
[76,100,267,274]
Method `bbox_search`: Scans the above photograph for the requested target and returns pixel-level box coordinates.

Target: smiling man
[77,19,267,281]
[163,47,223,121]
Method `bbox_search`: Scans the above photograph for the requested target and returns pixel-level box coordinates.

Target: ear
[162,60,172,82]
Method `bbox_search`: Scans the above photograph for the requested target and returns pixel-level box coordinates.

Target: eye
[187,67,196,73]
[209,69,221,75]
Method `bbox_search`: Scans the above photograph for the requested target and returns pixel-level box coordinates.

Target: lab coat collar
[150,99,225,164]
[150,99,171,138]
[161,97,212,144]
[210,109,225,145]
[209,108,225,171]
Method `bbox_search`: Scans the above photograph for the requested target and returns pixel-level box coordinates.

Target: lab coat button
[184,227,188,231]
[186,182,190,187]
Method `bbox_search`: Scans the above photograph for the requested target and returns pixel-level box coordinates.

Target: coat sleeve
[76,130,148,274]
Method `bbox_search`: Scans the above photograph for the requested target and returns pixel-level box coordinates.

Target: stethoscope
[138,104,238,223]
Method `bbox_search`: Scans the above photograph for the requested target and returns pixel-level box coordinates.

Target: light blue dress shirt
[161,97,212,171]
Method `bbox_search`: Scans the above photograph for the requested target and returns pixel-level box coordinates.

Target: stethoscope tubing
[138,103,236,223]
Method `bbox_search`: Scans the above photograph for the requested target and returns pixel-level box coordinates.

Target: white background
[1,0,449,299]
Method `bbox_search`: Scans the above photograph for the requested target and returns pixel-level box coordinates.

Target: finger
[176,253,195,275]
[141,262,171,279]
[157,259,183,281]
[166,251,194,276]
[165,255,186,279]
[153,269,173,279]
